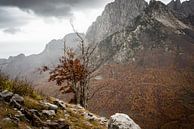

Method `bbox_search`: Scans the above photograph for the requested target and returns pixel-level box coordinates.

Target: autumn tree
[41,26,107,108]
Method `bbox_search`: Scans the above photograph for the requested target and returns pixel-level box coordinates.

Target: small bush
[0,73,43,99]
[10,78,34,96]
[0,73,9,91]
[23,96,45,111]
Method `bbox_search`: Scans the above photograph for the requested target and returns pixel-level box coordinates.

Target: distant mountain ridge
[0,33,84,80]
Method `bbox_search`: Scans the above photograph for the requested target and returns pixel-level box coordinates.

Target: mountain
[85,0,148,43]
[0,33,84,81]
[168,0,194,25]
[86,0,194,129]
[96,0,193,65]
[1,0,194,129]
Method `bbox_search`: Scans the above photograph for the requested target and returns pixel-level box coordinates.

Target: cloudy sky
[0,0,185,58]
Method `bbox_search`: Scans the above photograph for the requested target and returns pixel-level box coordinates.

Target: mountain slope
[0,74,107,129]
[87,1,194,129]
[96,0,194,65]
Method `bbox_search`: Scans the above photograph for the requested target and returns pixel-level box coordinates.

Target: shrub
[0,73,43,99]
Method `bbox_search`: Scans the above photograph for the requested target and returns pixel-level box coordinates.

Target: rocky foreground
[0,90,140,129]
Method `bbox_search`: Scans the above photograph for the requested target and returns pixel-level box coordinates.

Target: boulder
[0,90,13,102]
[108,113,141,129]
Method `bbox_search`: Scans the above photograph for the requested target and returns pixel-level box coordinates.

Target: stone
[53,99,66,109]
[2,117,12,122]
[0,90,13,102]
[10,99,22,109]
[26,126,33,129]
[43,102,58,110]
[29,109,40,116]
[10,94,24,104]
[84,112,97,121]
[15,110,25,120]
[97,117,108,125]
[42,110,56,116]
[108,113,141,129]
[45,120,70,129]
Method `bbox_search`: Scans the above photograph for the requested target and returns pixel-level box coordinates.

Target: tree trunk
[80,79,88,108]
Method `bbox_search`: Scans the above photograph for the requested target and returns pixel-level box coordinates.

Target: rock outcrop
[96,0,193,64]
[108,113,141,129]
[86,0,148,43]
[168,0,194,25]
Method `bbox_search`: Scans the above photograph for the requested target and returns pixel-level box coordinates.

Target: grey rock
[168,0,194,20]
[10,99,22,109]
[53,99,66,109]
[84,112,97,121]
[108,113,141,129]
[11,94,24,104]
[45,120,70,129]
[97,117,108,125]
[0,90,13,102]
[40,101,59,110]
[43,102,58,110]
[15,110,25,119]
[26,126,33,129]
[42,110,56,116]
[2,117,12,122]
[29,109,40,116]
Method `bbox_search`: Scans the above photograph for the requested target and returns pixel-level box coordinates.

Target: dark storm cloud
[0,0,106,17]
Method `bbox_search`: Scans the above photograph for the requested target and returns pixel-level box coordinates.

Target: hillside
[87,1,194,129]
[0,74,107,129]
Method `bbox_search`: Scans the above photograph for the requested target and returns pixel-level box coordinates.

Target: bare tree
[41,24,108,108]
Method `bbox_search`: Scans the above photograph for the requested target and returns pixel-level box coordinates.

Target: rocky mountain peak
[43,39,64,55]
[85,0,148,43]
[8,54,26,61]
[168,0,182,10]
[145,0,189,29]
[168,0,194,21]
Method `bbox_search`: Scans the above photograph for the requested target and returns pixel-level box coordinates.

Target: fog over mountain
[0,0,186,59]
[0,0,194,129]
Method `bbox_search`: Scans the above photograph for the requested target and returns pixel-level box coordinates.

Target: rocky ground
[0,89,141,129]
[0,90,108,129]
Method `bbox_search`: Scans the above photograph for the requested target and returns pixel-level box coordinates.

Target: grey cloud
[3,27,21,34]
[0,0,108,17]
[0,7,30,29]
